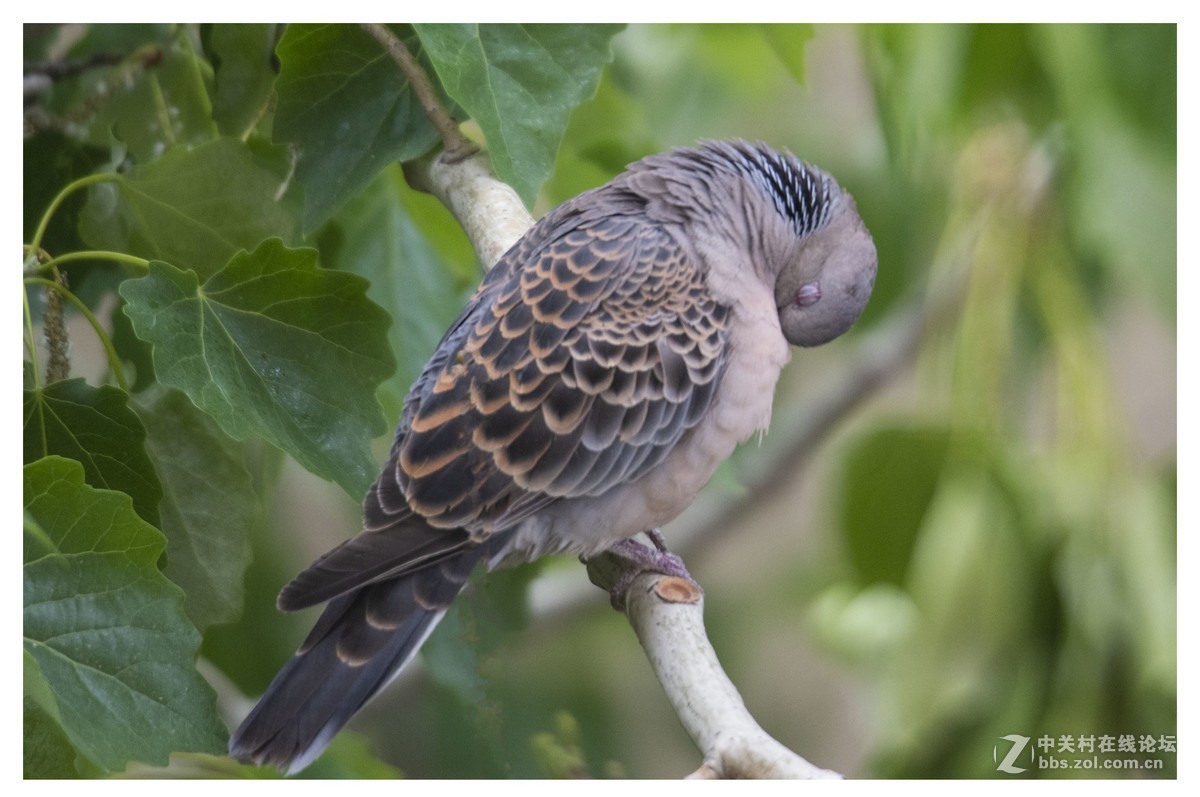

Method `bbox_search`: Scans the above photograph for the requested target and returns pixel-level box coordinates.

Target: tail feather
[228,548,484,773]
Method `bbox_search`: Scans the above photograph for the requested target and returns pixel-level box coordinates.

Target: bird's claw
[600,531,697,611]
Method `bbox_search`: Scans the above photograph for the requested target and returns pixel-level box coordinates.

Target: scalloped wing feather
[279,193,731,611]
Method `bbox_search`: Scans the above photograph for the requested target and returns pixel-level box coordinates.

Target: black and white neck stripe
[732,143,833,237]
[694,140,835,238]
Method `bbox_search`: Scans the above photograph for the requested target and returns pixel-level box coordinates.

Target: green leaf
[79,137,299,281]
[208,23,280,138]
[838,426,953,585]
[414,23,623,206]
[134,387,256,631]
[23,379,163,526]
[423,607,486,706]
[273,23,444,231]
[119,238,395,497]
[23,457,226,772]
[757,24,815,85]
[128,729,403,778]
[1102,24,1176,152]
[958,25,1055,127]
[24,511,56,562]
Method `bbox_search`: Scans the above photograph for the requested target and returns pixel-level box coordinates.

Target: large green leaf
[134,387,257,631]
[273,23,444,231]
[23,379,162,526]
[119,239,395,497]
[23,457,226,773]
[79,137,299,281]
[414,23,623,206]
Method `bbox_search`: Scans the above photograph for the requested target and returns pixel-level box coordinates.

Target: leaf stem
[360,23,477,162]
[29,172,121,259]
[24,277,131,393]
[29,250,151,274]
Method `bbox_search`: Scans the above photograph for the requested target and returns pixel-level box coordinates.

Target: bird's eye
[794,281,822,307]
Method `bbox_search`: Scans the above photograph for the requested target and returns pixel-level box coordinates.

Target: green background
[22,23,1176,779]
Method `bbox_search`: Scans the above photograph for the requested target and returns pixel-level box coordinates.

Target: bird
[227,139,877,773]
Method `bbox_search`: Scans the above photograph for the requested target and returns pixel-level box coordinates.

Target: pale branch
[586,543,842,779]
[404,151,534,269]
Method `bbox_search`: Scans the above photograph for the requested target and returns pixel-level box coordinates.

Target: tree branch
[586,544,841,779]
[403,150,533,269]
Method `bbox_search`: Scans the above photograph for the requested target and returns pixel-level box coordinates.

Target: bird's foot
[585,530,700,611]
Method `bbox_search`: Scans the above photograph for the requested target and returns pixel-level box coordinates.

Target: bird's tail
[227,547,485,773]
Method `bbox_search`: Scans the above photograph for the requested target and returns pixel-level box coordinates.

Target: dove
[229,139,877,773]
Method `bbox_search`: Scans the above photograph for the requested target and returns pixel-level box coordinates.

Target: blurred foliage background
[23,23,1175,779]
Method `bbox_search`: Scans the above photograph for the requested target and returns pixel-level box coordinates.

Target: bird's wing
[279,199,731,610]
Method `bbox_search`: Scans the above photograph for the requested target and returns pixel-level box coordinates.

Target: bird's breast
[493,283,790,565]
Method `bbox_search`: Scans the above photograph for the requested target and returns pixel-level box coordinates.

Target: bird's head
[774,189,877,348]
[688,140,877,348]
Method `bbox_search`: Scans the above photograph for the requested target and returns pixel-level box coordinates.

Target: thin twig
[360,24,477,162]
